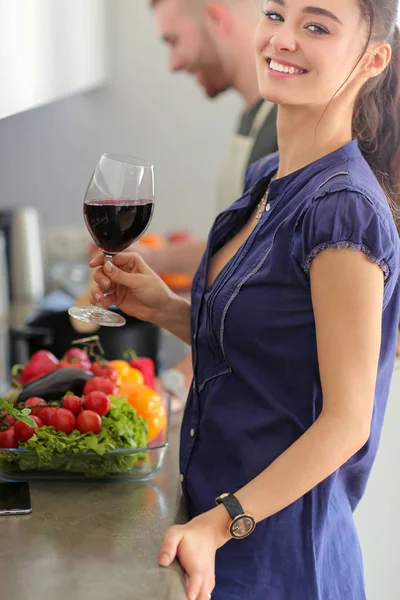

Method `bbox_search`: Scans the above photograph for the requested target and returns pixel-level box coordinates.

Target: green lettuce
[1,396,149,477]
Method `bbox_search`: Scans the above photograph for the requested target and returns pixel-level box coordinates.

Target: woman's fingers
[185,572,203,600]
[89,254,104,268]
[158,526,183,567]
[90,285,115,308]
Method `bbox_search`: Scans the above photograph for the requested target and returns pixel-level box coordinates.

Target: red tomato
[24,397,47,417]
[83,377,118,397]
[84,391,111,417]
[14,415,43,443]
[90,361,118,383]
[0,426,17,448]
[1,411,16,427]
[76,410,102,434]
[40,406,59,426]
[62,395,82,415]
[49,408,76,435]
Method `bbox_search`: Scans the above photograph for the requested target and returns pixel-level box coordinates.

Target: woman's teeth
[269,59,305,75]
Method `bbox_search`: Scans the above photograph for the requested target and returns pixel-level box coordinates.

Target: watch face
[230,514,256,539]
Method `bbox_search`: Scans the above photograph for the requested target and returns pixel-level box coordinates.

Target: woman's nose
[269,25,298,53]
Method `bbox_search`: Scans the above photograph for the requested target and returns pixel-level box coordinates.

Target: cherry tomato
[76,410,102,434]
[0,426,17,448]
[62,395,83,415]
[90,361,118,383]
[83,377,118,397]
[40,406,59,426]
[49,408,76,435]
[84,391,111,417]
[1,411,16,427]
[24,397,47,417]
[14,415,43,443]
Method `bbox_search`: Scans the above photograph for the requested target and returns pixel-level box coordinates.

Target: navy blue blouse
[180,141,400,600]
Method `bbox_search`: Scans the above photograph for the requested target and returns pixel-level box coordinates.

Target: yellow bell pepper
[109,360,144,385]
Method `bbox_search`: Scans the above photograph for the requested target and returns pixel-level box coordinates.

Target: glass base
[68,305,126,327]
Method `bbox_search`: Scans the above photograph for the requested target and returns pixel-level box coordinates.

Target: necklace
[255,187,269,220]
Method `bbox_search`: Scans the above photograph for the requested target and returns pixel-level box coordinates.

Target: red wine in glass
[68,154,155,328]
[84,199,153,254]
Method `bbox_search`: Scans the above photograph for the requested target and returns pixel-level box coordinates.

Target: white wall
[0,0,241,240]
[355,360,400,600]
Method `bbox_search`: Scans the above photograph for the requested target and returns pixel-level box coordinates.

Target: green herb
[0,397,37,429]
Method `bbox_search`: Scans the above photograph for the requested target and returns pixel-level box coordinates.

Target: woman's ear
[364,42,392,79]
[206,2,233,37]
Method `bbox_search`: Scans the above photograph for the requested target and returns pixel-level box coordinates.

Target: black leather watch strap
[215,493,244,519]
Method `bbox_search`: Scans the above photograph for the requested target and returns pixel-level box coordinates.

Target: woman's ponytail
[353,4,400,232]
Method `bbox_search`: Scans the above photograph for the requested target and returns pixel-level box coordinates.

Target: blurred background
[0,0,241,254]
[0,2,398,599]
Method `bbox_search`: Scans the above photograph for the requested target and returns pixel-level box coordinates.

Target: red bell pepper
[19,350,59,385]
[123,350,155,390]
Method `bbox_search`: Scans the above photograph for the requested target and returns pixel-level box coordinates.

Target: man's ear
[206,2,233,37]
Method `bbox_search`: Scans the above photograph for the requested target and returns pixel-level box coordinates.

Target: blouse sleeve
[292,189,398,285]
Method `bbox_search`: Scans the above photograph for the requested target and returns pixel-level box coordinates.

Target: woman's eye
[307,23,329,35]
[263,11,284,23]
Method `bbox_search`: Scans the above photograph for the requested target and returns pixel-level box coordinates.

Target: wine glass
[68,154,155,327]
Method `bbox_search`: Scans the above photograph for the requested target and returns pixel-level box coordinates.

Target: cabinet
[0,0,109,119]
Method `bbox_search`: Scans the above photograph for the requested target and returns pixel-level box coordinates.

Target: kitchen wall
[355,360,400,600]
[0,0,241,255]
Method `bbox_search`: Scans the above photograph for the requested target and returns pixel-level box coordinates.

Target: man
[141,0,279,399]
[142,0,277,275]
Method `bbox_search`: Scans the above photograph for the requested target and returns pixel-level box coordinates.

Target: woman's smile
[265,56,308,77]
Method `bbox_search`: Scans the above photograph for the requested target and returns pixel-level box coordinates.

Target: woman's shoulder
[310,149,397,241]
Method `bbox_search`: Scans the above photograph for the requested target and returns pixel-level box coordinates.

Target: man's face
[154,0,230,98]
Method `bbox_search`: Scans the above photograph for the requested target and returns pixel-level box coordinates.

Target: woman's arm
[158,248,385,599]
[232,247,384,521]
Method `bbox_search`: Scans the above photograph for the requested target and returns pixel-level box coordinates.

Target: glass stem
[103,253,115,299]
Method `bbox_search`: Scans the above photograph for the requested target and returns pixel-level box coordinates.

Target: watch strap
[216,493,244,519]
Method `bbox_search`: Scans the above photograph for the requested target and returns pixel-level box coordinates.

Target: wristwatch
[215,493,256,539]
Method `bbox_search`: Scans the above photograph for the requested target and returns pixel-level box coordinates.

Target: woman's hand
[89,252,172,325]
[158,508,230,600]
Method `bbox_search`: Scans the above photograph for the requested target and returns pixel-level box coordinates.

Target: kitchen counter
[0,414,188,600]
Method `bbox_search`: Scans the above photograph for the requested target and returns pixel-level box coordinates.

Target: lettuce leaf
[2,396,149,477]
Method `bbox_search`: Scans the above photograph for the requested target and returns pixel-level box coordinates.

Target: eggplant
[4,368,94,406]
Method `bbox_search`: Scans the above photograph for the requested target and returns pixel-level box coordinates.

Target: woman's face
[255,0,369,108]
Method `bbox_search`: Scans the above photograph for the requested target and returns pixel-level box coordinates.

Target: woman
[90,0,400,598]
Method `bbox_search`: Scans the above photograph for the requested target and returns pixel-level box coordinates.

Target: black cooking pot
[9,309,162,372]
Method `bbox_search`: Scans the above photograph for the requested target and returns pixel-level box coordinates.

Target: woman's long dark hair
[353,1,400,230]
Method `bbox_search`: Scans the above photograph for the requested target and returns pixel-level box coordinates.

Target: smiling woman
[90,0,400,599]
